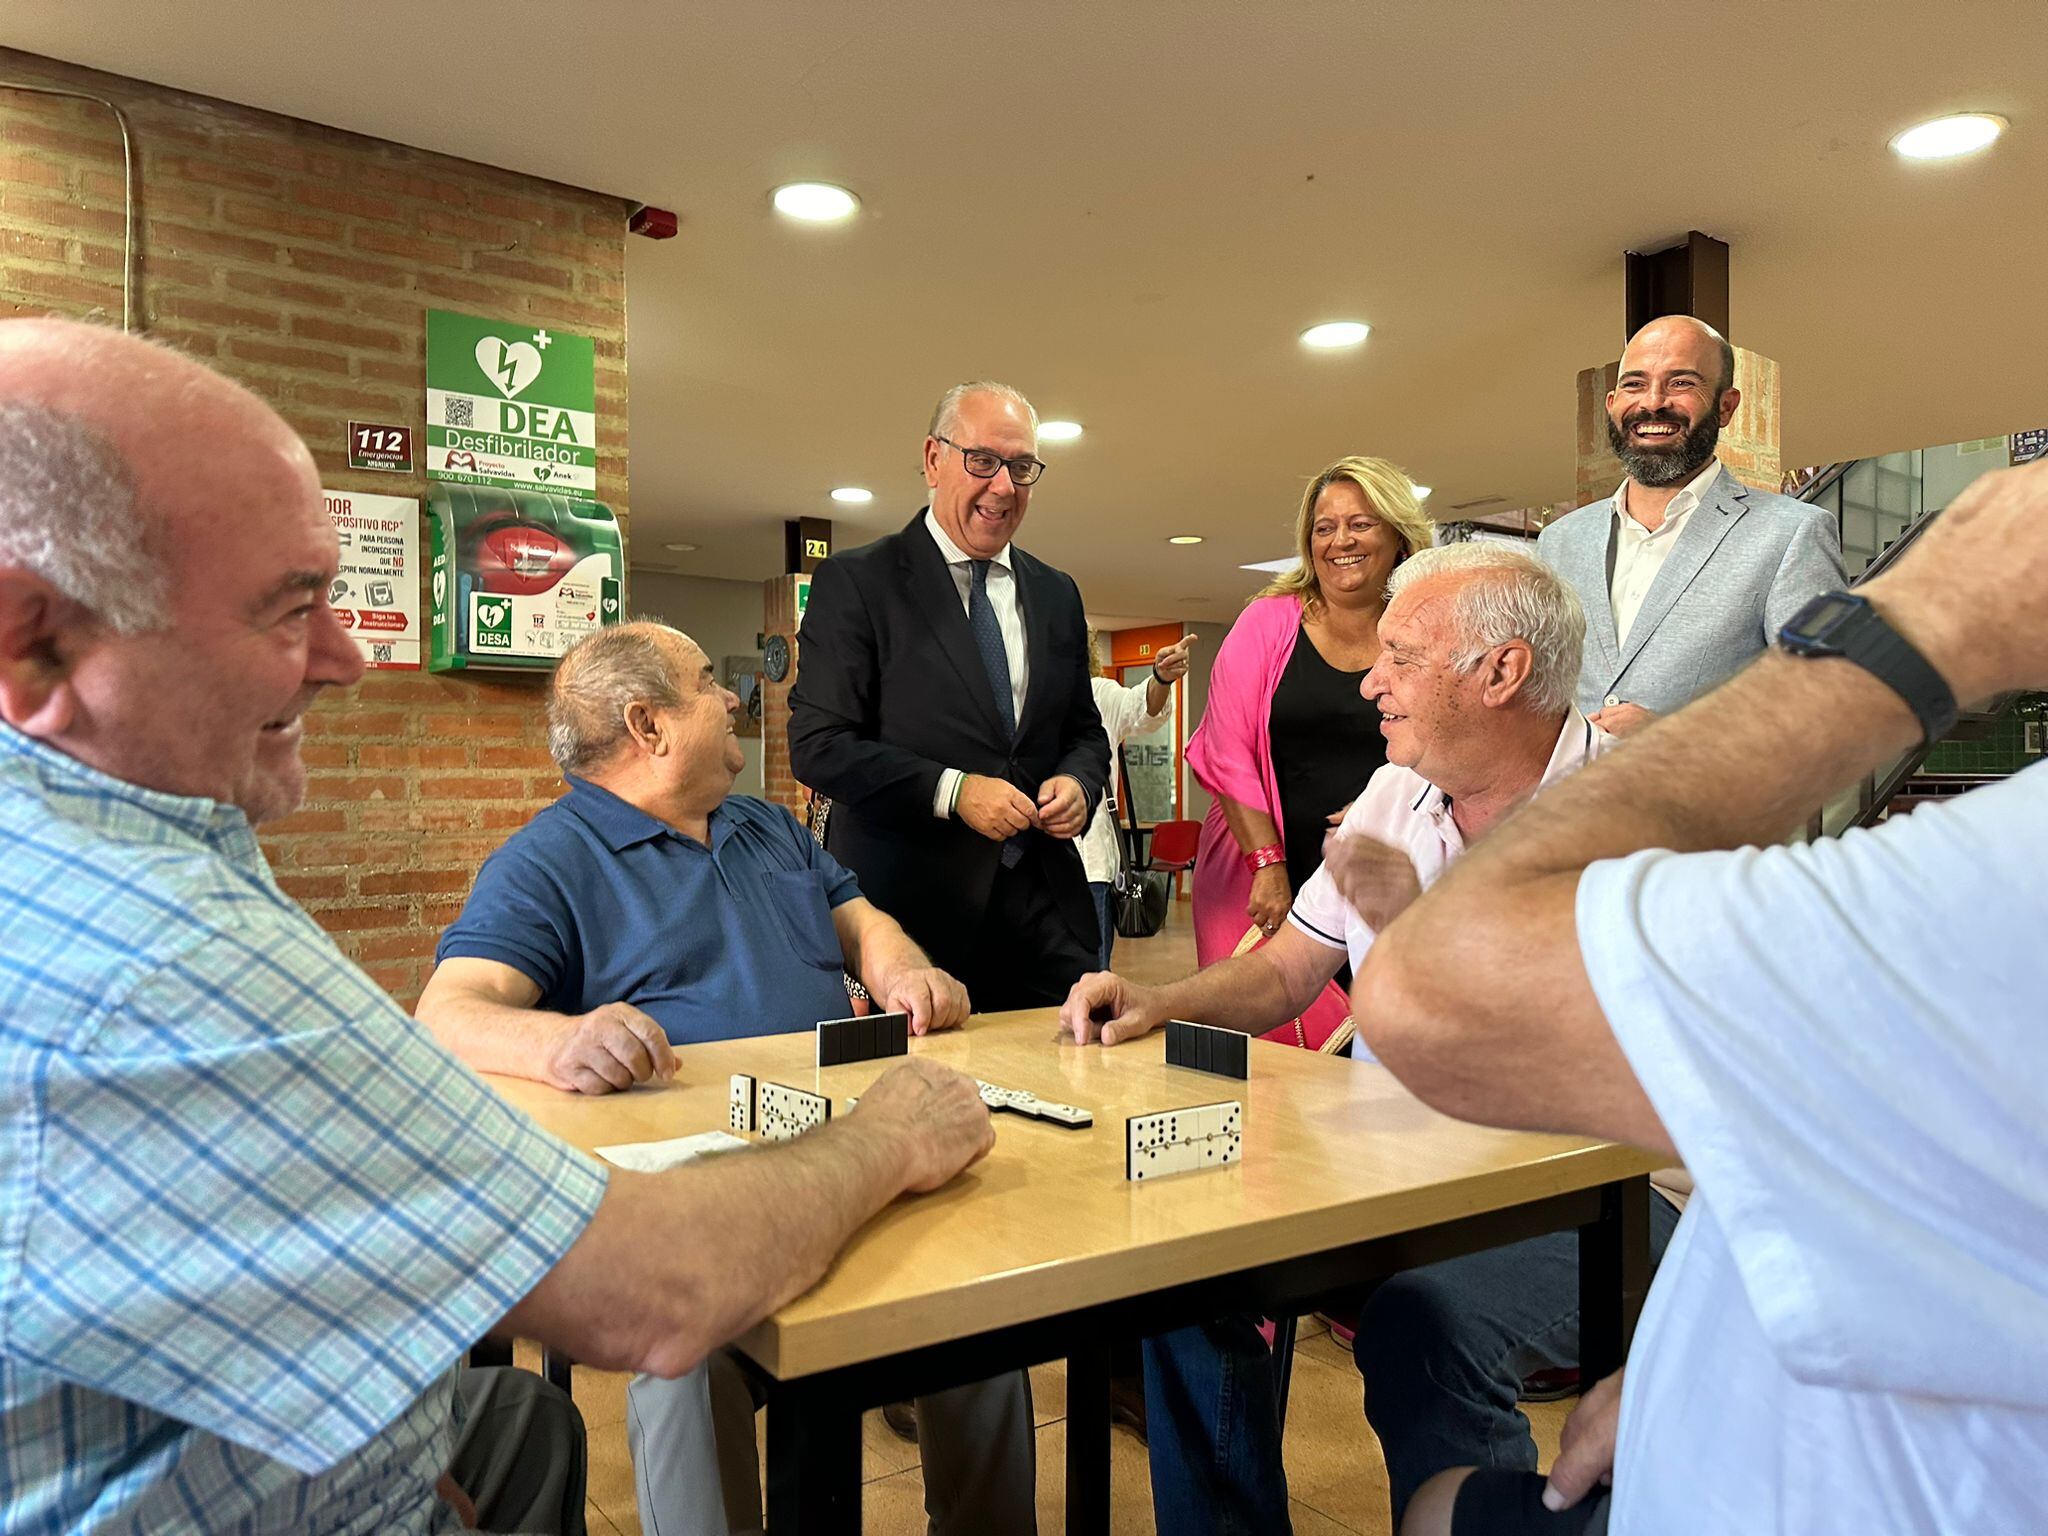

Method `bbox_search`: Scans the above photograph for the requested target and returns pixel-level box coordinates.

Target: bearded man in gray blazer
[1537,316,1845,735]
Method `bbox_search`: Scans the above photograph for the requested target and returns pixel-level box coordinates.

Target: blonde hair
[1257,456,1434,610]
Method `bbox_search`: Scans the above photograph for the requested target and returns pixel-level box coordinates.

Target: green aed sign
[426,309,597,494]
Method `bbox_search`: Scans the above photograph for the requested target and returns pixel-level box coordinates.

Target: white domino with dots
[728,1074,756,1134]
[974,1079,1093,1129]
[756,1081,832,1142]
[1125,1100,1243,1181]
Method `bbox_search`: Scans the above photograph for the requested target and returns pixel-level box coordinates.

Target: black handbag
[1110,749,1169,939]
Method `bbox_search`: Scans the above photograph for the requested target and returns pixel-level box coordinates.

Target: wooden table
[487,1009,1660,1534]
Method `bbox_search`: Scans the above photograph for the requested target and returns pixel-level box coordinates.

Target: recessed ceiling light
[1890,113,2006,160]
[1168,535,1204,546]
[1411,484,1433,500]
[1300,320,1370,350]
[663,542,699,554]
[1039,420,1084,442]
[771,181,860,222]
[1240,556,1300,574]
[829,486,874,504]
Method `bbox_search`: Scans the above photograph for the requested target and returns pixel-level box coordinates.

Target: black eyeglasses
[934,435,1046,487]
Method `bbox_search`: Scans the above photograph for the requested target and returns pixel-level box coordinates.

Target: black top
[1268,626,1387,897]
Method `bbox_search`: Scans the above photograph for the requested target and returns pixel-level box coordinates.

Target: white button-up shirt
[1288,707,1614,1059]
[1610,458,1723,645]
[927,510,1030,817]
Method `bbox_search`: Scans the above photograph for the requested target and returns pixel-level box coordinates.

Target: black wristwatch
[1777,591,1957,744]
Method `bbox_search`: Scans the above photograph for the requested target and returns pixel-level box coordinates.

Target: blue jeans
[1357,1192,1682,1526]
[1143,1316,1292,1536]
[1090,880,1114,972]
[1143,1193,1681,1535]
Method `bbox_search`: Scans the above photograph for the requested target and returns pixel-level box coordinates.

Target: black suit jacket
[788,511,1109,967]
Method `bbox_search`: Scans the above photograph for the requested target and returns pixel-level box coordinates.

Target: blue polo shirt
[437,779,863,1044]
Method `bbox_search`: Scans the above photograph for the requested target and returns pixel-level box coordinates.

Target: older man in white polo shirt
[1060,543,1683,1535]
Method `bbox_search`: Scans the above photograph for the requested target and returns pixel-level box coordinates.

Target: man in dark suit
[791,380,1109,1011]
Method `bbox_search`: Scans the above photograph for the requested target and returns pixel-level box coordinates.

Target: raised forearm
[508,1115,910,1379]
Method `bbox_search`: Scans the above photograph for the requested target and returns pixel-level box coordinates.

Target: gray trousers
[628,1353,1037,1535]
[449,1366,589,1536]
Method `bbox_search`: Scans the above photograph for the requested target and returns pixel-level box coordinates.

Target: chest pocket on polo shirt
[762,870,843,970]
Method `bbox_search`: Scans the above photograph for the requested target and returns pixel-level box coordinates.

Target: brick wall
[0,50,633,1004]
[761,575,805,816]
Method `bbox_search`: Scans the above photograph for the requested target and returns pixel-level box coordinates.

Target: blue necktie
[968,560,1024,867]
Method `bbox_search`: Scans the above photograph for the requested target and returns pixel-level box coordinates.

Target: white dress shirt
[1078,675,1172,884]
[1609,458,1723,645]
[926,510,1030,818]
[1584,763,2048,1535]
[1288,708,1613,1059]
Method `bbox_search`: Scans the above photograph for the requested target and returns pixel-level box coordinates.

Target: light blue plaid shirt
[0,725,608,1533]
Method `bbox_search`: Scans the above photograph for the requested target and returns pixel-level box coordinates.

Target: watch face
[1801,594,1862,636]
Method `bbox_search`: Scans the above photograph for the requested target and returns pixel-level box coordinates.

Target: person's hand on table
[1035,774,1088,838]
[1058,971,1168,1047]
[1587,701,1657,736]
[875,965,971,1035]
[850,1057,996,1193]
[1543,1368,1624,1511]
[1321,830,1423,933]
[957,773,1037,841]
[1246,864,1291,938]
[546,1001,678,1095]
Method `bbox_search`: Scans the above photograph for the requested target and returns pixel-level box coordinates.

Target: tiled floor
[553,901,1576,1535]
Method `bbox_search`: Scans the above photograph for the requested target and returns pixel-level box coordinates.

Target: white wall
[629,569,768,793]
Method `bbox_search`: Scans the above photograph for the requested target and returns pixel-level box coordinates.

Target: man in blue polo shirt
[419,620,1035,1536]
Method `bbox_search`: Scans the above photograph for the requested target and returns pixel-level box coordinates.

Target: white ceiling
[13,2,2048,621]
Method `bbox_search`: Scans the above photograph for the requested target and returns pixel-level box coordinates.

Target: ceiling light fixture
[1240,556,1300,574]
[829,486,874,504]
[1411,484,1433,500]
[1168,535,1204,546]
[771,181,860,221]
[1039,420,1084,442]
[663,542,699,554]
[1300,320,1370,349]
[1890,113,2006,160]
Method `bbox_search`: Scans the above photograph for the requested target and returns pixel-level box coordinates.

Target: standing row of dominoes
[816,1011,910,1068]
[1125,1101,1244,1180]
[1164,1019,1249,1079]
[729,1074,833,1141]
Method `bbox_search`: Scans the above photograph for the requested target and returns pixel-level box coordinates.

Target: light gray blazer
[1536,469,1846,717]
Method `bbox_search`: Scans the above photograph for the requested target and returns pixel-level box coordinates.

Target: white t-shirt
[1079,675,1172,884]
[1580,763,2048,1534]
[1289,708,1612,1059]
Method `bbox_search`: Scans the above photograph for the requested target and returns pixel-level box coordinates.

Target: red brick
[352,930,440,962]
[264,807,350,835]
[277,872,349,901]
[156,221,284,266]
[358,868,475,897]
[479,805,541,831]
[294,182,405,223]
[145,325,221,358]
[285,246,414,288]
[297,742,351,769]
[413,270,503,307]
[227,337,353,375]
[0,228,66,262]
[351,227,463,267]
[0,191,126,240]
[0,154,70,191]
[225,269,351,309]
[151,293,286,332]
[360,960,424,999]
[355,356,423,386]
[307,773,407,802]
[476,191,579,230]
[420,899,466,930]
[289,380,411,413]
[2,267,119,311]
[421,774,529,800]
[289,314,408,351]
[360,743,470,769]
[314,902,411,932]
[476,744,553,770]
[154,153,281,193]
[131,252,219,288]
[470,252,574,291]
[437,714,534,739]
[220,197,345,242]
[357,165,475,205]
[4,122,122,165]
[281,838,381,869]
[419,207,515,242]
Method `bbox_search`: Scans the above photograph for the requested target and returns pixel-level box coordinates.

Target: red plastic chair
[1143,819,1201,899]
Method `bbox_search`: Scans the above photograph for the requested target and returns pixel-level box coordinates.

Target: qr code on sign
[371,643,394,663]
[443,397,474,427]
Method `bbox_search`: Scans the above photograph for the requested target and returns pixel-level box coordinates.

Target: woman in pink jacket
[1185,456,1433,1049]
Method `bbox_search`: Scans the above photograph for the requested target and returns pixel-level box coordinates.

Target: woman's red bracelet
[1243,844,1285,875]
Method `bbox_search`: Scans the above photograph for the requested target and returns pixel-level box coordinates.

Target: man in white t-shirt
[1368,462,2048,1536]
[1061,544,1680,1534]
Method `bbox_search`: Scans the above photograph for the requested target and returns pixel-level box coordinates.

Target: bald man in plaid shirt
[0,320,995,1532]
